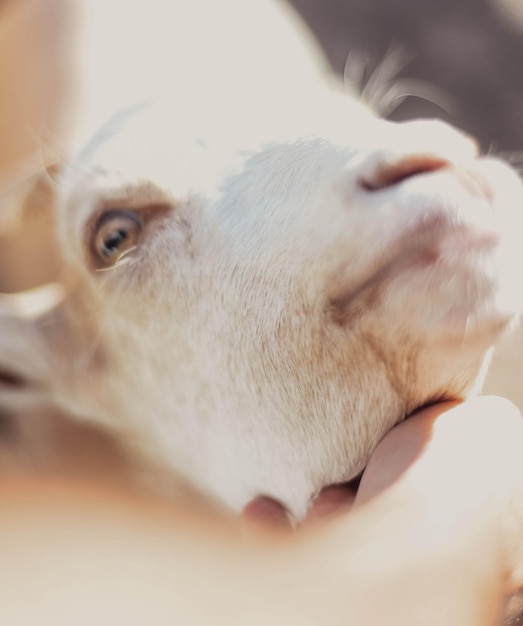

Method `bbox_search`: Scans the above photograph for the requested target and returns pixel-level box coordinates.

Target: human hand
[244,396,523,624]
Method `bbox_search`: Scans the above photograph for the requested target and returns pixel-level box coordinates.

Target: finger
[303,484,358,527]
[356,396,523,509]
[355,400,458,505]
[242,496,293,532]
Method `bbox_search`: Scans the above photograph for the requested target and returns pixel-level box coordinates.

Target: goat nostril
[359,156,449,192]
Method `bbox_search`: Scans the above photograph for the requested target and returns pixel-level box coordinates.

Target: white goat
[5,0,523,520]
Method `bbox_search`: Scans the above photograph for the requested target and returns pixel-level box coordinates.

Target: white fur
[49,0,523,519]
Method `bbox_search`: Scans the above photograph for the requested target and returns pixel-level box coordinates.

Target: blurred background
[290,0,523,151]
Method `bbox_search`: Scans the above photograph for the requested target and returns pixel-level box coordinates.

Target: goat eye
[93,210,143,265]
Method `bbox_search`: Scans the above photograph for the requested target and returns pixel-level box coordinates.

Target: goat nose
[358,120,479,192]
[360,154,448,191]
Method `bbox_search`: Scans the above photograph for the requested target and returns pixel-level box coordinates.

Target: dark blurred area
[288,0,523,151]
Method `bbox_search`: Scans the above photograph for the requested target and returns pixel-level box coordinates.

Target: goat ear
[0,287,63,392]
[0,282,101,402]
[0,297,160,488]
